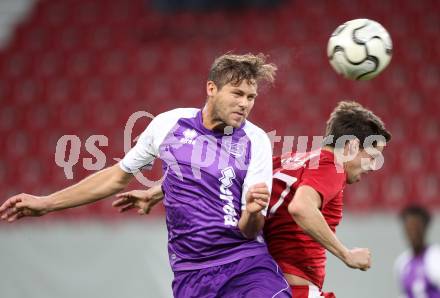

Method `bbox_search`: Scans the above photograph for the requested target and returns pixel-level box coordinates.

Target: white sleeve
[426,245,440,288]
[119,108,199,173]
[240,128,273,216]
[119,114,161,173]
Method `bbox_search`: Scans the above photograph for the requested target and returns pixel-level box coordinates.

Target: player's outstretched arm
[288,185,371,271]
[238,183,270,239]
[0,164,133,222]
[112,185,164,215]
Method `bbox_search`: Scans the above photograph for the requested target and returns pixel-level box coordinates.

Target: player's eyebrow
[231,88,257,98]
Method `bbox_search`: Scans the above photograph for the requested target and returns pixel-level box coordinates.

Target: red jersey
[264,149,346,289]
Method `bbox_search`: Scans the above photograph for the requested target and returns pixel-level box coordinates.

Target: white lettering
[83,135,108,170]
[55,135,81,179]
[224,215,238,226]
[219,167,238,226]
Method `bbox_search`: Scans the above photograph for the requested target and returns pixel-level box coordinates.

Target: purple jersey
[120,108,273,271]
[395,245,440,298]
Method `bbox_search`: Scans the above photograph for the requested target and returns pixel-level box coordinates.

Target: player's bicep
[290,185,322,213]
[119,143,156,173]
[112,163,135,184]
[119,118,160,173]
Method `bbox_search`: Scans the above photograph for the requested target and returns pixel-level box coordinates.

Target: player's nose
[237,97,248,107]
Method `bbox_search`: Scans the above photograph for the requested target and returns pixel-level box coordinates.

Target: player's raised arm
[238,127,273,239]
[0,164,133,222]
[239,182,270,239]
[288,185,371,271]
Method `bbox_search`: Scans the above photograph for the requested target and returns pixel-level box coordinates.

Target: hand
[245,183,270,214]
[112,188,163,215]
[343,248,372,271]
[0,193,49,222]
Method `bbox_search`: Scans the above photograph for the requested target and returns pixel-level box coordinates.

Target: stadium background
[1,0,439,297]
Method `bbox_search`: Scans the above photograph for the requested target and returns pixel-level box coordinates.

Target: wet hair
[325,101,392,148]
[208,53,277,89]
[400,204,431,227]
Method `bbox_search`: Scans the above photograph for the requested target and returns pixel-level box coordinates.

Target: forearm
[149,184,165,201]
[238,211,265,239]
[44,165,131,212]
[290,205,349,262]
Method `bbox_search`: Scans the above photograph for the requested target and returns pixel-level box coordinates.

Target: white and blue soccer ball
[327,18,393,80]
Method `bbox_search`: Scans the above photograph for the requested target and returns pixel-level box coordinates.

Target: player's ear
[206,81,218,97]
[347,139,360,155]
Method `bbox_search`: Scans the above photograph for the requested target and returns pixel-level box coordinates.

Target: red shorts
[291,285,336,298]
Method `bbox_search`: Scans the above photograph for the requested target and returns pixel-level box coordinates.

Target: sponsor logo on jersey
[219,167,238,227]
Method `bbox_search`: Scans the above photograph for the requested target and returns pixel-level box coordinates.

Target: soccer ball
[327,18,392,80]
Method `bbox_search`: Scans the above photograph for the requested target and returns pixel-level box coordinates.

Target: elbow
[241,231,257,240]
[112,175,130,193]
[113,182,126,193]
[239,213,265,240]
[288,201,304,220]
[241,224,263,239]
[238,223,255,239]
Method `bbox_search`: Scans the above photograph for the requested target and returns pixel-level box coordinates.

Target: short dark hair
[208,53,277,90]
[400,205,431,227]
[325,101,392,148]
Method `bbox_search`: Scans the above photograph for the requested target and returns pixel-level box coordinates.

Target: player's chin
[227,118,245,128]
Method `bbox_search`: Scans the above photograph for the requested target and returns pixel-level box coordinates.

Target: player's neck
[323,145,349,171]
[202,104,227,132]
[412,244,427,256]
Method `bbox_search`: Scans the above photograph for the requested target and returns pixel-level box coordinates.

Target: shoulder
[425,244,440,265]
[315,150,338,168]
[242,120,272,160]
[395,250,412,273]
[303,150,339,174]
[427,243,440,255]
[242,120,270,143]
[140,108,199,143]
[425,244,440,286]
[311,150,345,183]
[154,108,199,123]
